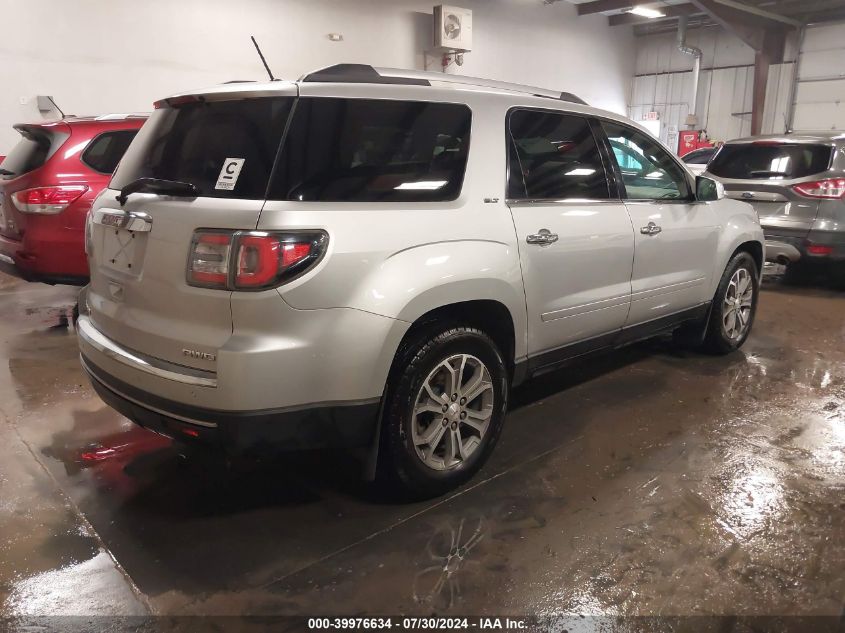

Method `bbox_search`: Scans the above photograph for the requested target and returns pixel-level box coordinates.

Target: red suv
[0,115,146,284]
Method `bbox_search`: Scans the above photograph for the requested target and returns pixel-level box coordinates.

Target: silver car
[77,64,764,497]
[705,133,845,280]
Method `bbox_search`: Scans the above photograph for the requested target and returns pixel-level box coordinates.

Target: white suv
[77,64,764,496]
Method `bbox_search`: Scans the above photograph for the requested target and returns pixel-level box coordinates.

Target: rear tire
[782,261,813,286]
[379,325,509,499]
[701,252,759,354]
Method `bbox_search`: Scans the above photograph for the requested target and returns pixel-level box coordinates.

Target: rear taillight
[11,185,88,214]
[187,230,327,290]
[187,232,233,288]
[792,178,845,200]
[806,243,835,256]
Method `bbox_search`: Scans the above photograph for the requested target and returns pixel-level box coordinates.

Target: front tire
[701,251,759,354]
[380,326,509,499]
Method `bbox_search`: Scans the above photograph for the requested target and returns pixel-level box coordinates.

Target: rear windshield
[111,97,293,199]
[1,126,69,178]
[268,98,471,202]
[707,143,832,180]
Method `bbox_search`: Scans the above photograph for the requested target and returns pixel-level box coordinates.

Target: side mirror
[696,175,725,202]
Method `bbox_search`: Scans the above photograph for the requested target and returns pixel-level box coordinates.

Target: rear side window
[111,98,293,199]
[707,143,832,180]
[268,98,471,202]
[81,130,139,174]
[507,110,610,200]
[1,126,69,178]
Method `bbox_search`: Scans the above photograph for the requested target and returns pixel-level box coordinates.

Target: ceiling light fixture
[627,6,666,18]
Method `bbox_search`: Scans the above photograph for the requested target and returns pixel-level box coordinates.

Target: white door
[506,109,634,362]
[601,121,720,326]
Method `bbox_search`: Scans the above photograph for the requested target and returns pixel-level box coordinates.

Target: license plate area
[102,227,146,274]
[95,209,152,276]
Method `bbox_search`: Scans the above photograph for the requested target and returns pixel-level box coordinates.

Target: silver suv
[705,133,845,281]
[77,64,764,496]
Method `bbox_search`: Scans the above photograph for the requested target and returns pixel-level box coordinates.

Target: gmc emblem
[182,348,216,362]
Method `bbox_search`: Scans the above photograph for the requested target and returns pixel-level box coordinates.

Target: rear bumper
[764,240,801,264]
[81,354,380,455]
[762,228,845,263]
[0,231,88,285]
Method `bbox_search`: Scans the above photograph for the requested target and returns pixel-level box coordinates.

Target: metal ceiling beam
[633,19,718,35]
[710,0,801,26]
[576,0,637,16]
[688,0,794,54]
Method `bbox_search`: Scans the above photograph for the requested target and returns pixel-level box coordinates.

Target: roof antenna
[251,36,276,81]
[47,96,66,119]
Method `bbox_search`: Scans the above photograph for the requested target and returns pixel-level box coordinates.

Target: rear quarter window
[81,130,139,174]
[268,98,471,202]
[111,97,293,199]
[708,143,832,180]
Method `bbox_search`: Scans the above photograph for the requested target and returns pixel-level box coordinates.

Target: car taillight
[806,243,834,256]
[11,185,88,214]
[187,230,327,290]
[188,232,232,288]
[792,178,845,199]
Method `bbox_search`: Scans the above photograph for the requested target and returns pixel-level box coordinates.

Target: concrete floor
[0,270,843,620]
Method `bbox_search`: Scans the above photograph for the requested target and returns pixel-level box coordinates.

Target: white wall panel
[629,62,789,149]
[633,20,845,146]
[0,0,636,153]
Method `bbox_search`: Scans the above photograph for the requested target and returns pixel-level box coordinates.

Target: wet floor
[0,270,843,620]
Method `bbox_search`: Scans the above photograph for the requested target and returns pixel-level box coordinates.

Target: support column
[751,49,770,135]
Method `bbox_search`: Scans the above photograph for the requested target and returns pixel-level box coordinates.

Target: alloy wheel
[722,267,754,340]
[411,354,494,471]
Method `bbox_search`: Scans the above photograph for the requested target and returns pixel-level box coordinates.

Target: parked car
[705,133,845,280]
[681,146,718,175]
[0,114,146,284]
[77,65,763,497]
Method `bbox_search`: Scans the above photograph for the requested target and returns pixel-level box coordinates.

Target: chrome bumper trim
[81,355,218,428]
[77,316,217,388]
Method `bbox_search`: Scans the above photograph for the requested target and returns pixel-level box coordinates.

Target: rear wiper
[0,168,15,176]
[749,170,788,178]
[116,177,198,206]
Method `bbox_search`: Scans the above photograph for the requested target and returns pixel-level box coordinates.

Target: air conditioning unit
[434,5,473,52]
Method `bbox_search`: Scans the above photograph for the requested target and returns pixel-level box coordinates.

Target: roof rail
[300,64,587,105]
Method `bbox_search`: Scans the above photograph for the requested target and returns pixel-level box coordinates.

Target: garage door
[792,22,845,131]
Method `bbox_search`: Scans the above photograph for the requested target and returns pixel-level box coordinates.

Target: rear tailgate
[707,141,832,241]
[0,122,71,240]
[86,89,296,371]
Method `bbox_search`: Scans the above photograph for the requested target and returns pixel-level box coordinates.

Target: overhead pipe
[677,15,702,129]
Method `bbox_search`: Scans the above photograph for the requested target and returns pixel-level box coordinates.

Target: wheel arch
[730,240,764,277]
[392,299,518,379]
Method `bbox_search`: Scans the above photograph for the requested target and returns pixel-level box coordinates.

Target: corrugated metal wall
[630,21,845,152]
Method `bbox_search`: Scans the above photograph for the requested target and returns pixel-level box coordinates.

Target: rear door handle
[526,229,559,245]
[640,222,662,236]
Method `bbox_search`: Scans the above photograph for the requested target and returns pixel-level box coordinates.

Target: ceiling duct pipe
[677,15,702,128]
